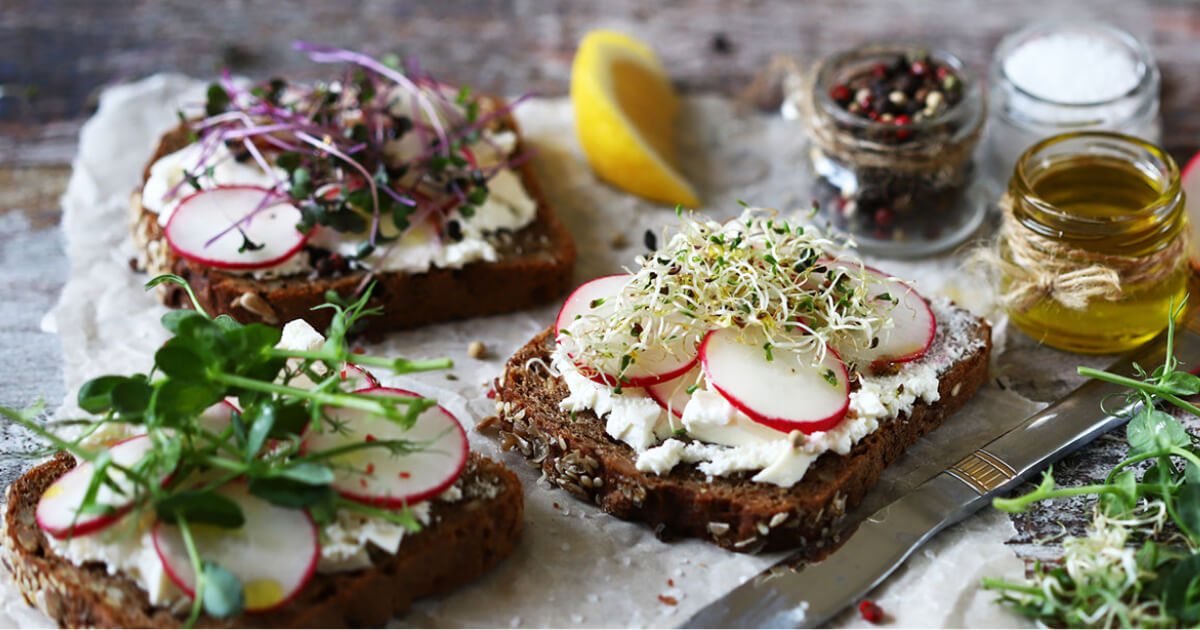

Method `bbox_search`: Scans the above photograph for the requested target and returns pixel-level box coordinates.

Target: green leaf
[1126,409,1189,455]
[1142,463,1170,488]
[275,462,334,485]
[156,490,245,528]
[1187,460,1200,486]
[248,477,335,508]
[224,324,281,360]
[204,84,231,117]
[243,406,275,462]
[265,401,311,438]
[77,376,128,413]
[1100,469,1138,516]
[212,314,242,332]
[111,379,153,417]
[161,310,207,335]
[155,345,209,382]
[1160,371,1200,396]
[1164,553,1200,623]
[1177,483,1200,542]
[153,381,220,426]
[201,562,245,619]
[291,167,312,199]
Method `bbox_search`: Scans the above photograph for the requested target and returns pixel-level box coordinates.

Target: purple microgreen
[292,41,452,156]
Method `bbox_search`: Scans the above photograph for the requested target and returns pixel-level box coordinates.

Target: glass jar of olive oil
[1002,131,1188,354]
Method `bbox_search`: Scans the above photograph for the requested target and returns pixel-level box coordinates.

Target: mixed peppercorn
[807,47,981,249]
[830,53,962,128]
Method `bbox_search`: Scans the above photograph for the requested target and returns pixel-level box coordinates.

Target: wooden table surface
[2,0,1199,569]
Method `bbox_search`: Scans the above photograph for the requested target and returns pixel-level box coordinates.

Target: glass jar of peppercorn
[800,44,987,257]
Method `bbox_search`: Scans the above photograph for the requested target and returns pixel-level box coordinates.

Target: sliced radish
[807,261,935,370]
[646,364,702,419]
[152,483,318,614]
[303,387,467,507]
[341,363,380,390]
[196,400,240,436]
[165,185,307,270]
[554,274,632,342]
[700,327,850,434]
[848,266,936,369]
[556,274,700,387]
[37,435,160,539]
[1182,151,1200,271]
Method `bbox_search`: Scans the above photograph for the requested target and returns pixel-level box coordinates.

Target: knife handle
[946,314,1200,498]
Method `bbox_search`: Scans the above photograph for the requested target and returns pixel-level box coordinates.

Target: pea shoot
[984,298,1200,627]
[0,275,451,625]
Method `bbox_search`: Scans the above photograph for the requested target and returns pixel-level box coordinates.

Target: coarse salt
[1003,32,1141,104]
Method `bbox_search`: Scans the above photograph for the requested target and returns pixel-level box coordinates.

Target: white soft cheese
[552,300,962,487]
[44,512,181,606]
[142,142,285,226]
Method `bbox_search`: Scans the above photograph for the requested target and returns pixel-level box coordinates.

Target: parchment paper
[1,74,1039,628]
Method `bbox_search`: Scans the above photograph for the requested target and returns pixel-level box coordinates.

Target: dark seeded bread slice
[129,99,576,335]
[490,304,990,556]
[2,452,522,628]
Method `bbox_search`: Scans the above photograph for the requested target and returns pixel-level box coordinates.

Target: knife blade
[682,316,1200,629]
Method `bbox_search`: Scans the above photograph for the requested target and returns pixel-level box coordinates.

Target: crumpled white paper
[0,74,1039,628]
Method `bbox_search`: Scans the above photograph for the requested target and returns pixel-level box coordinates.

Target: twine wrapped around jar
[976,194,1186,313]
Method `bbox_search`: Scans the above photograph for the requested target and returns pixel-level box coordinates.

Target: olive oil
[1003,134,1188,354]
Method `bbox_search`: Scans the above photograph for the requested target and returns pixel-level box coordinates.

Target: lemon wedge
[571,30,701,207]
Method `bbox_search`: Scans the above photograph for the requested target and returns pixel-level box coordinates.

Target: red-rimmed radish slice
[845,265,936,368]
[304,387,467,507]
[37,435,159,539]
[341,363,379,389]
[554,274,632,342]
[164,185,307,270]
[556,274,700,387]
[196,400,240,435]
[646,364,702,419]
[152,483,318,614]
[700,327,850,434]
[811,261,936,369]
[1182,151,1200,271]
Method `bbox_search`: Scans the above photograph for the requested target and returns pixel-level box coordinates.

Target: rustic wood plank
[1,0,1198,159]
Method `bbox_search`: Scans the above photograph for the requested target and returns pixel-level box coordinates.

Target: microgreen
[560,208,881,381]
[984,298,1200,627]
[164,42,530,270]
[0,275,453,625]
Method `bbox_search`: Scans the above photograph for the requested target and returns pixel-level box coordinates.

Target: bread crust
[130,100,576,335]
[2,453,523,628]
[490,306,991,556]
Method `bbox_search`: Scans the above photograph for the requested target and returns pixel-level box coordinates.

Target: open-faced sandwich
[130,42,575,334]
[492,207,990,556]
[1,278,522,627]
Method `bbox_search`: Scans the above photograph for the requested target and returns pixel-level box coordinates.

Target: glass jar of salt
[983,21,1162,195]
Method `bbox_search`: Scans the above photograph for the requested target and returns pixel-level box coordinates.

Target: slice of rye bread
[2,452,523,628]
[129,99,576,335]
[490,303,991,556]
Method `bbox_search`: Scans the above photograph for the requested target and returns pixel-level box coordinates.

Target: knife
[682,316,1200,629]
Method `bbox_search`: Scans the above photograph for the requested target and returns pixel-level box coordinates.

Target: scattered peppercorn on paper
[0,73,1067,628]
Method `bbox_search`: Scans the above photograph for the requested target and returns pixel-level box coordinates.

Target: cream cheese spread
[552,299,967,487]
[141,115,537,279]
